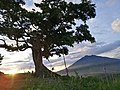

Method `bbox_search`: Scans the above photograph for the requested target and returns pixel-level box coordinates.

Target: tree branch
[0,39,31,51]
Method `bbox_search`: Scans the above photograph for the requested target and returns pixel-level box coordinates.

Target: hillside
[58,55,120,76]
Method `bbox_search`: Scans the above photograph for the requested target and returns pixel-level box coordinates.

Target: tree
[0,54,3,65]
[0,54,4,75]
[0,0,96,77]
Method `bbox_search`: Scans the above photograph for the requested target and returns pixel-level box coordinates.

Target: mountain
[58,55,120,76]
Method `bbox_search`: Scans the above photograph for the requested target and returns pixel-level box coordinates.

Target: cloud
[47,41,120,71]
[98,47,120,59]
[5,60,29,64]
[17,62,34,69]
[65,0,80,3]
[23,0,82,11]
[61,41,120,63]
[22,0,41,11]
[112,18,120,32]
[0,40,120,73]
[33,0,41,3]
[91,41,120,54]
[25,0,34,6]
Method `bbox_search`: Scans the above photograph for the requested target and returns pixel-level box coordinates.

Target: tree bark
[32,40,60,78]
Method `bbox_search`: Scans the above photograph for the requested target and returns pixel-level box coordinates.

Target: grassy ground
[0,73,120,90]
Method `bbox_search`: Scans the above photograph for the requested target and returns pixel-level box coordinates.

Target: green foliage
[3,74,120,90]
[0,0,96,77]
[0,0,96,58]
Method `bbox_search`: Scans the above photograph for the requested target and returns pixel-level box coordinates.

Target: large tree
[0,0,96,77]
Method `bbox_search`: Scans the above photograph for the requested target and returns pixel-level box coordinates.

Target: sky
[0,0,120,74]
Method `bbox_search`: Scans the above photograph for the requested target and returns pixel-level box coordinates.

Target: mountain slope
[58,55,120,76]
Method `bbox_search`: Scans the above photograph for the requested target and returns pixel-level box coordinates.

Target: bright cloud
[112,18,120,32]
[33,0,41,3]
[98,47,120,59]
[23,0,41,11]
[0,40,120,73]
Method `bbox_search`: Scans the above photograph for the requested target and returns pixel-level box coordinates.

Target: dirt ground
[0,75,13,89]
[0,74,28,90]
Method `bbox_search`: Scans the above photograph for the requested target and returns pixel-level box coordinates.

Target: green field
[0,73,120,90]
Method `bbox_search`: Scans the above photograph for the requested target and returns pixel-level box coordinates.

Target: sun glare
[8,69,18,75]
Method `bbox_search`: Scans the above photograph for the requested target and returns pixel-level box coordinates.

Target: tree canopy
[0,0,96,77]
[0,0,95,57]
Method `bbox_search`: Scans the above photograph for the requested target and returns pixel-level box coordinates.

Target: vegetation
[0,74,120,90]
[0,0,96,77]
[0,54,3,64]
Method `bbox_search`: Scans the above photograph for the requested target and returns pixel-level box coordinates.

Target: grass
[0,73,120,90]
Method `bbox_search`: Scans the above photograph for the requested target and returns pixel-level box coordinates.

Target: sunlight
[7,69,18,75]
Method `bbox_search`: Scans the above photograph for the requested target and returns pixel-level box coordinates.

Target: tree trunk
[32,40,60,78]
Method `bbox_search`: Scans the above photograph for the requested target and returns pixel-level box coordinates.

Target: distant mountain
[58,55,120,76]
